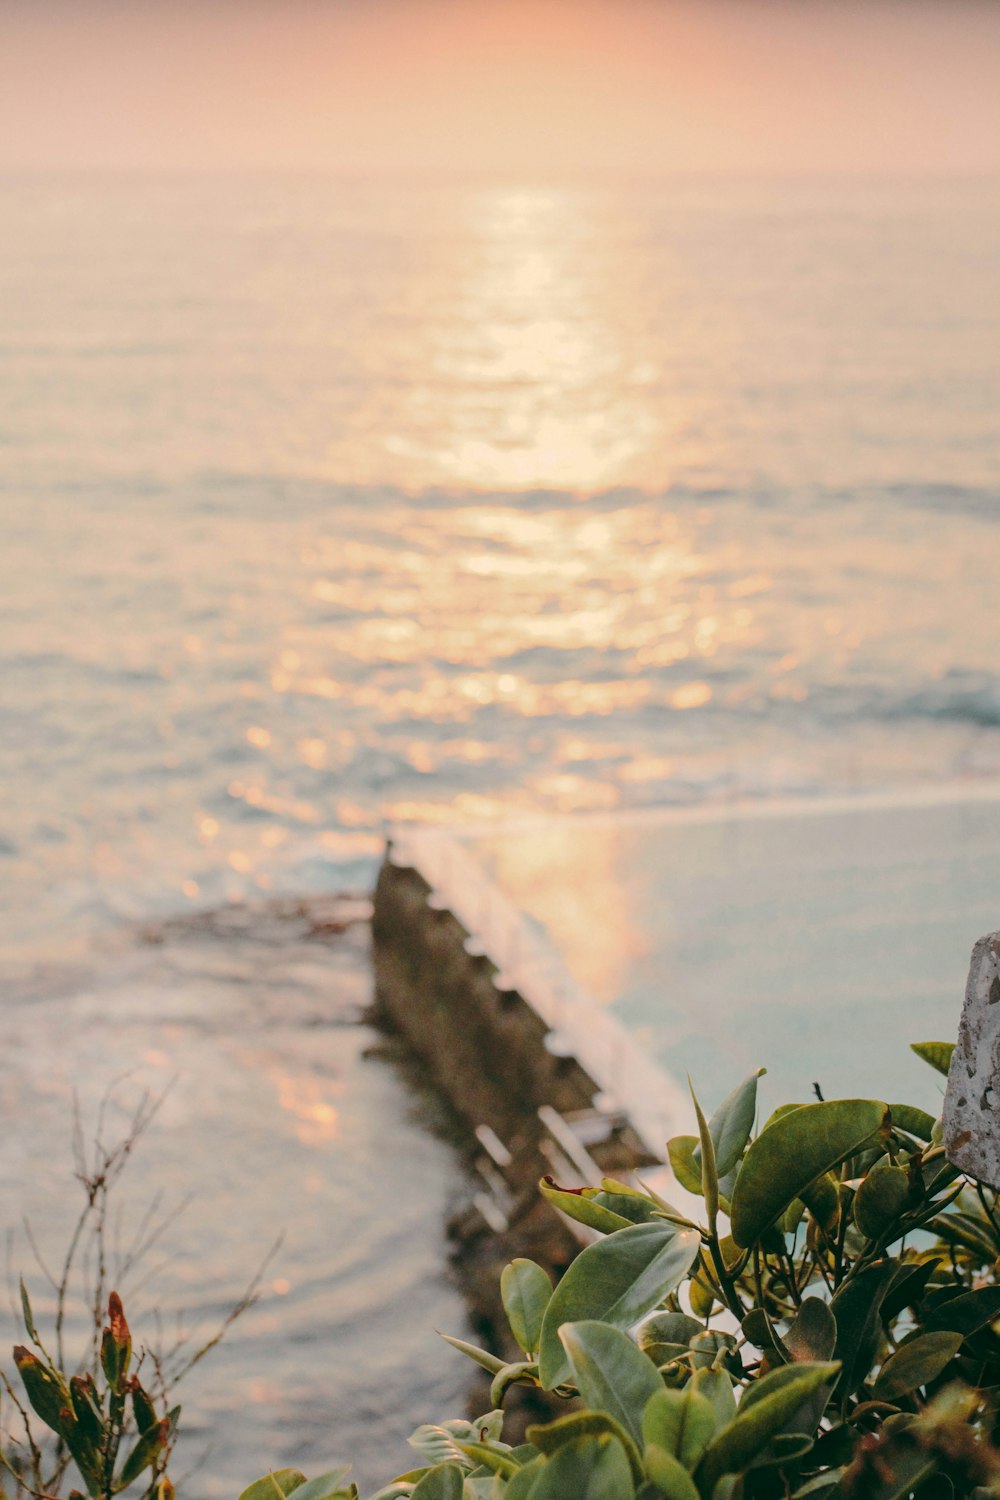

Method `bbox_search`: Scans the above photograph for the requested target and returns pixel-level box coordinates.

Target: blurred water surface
[0,901,473,1497]
[3,174,1000,956]
[2,171,999,1490]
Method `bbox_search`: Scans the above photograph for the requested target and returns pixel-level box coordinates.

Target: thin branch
[118,1194,195,1287]
[20,1222,58,1296]
[53,1199,97,1371]
[1,1371,45,1492]
[167,1234,284,1389]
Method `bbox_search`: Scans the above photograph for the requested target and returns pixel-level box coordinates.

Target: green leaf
[648,1346,693,1386]
[592,1184,662,1226]
[471,1411,505,1445]
[782,1198,806,1234]
[690,1369,737,1431]
[690,1084,719,1230]
[61,1377,106,1497]
[888,1105,936,1141]
[923,1285,1000,1339]
[830,1260,898,1396]
[489,1362,540,1407]
[707,1481,740,1500]
[63,1438,103,1497]
[699,1070,766,1179]
[741,1307,781,1357]
[115,1420,169,1491]
[453,1444,520,1481]
[528,1435,635,1500]
[791,1474,844,1500]
[729,1100,890,1248]
[410,1465,465,1500]
[129,1380,157,1435]
[501,1259,553,1356]
[854,1163,911,1242]
[688,1273,715,1322]
[560,1321,663,1450]
[630,1178,695,1224]
[288,1470,356,1500]
[689,1332,738,1374]
[760,1103,808,1131]
[12,1347,73,1435]
[407,1415,501,1468]
[783,1298,836,1364]
[747,1433,814,1472]
[19,1279,38,1343]
[537,1223,700,1389]
[931,1208,997,1260]
[910,1042,954,1078]
[539,1179,633,1234]
[879,1259,940,1326]
[739,1361,829,1417]
[438,1334,505,1376]
[668,1137,704,1196]
[639,1312,703,1372]
[799,1173,841,1234]
[736,1363,828,1454]
[409,1424,474,1468]
[643,1444,700,1500]
[237,1472,308,1500]
[527,1412,644,1487]
[873,1332,963,1400]
[696,1363,839,1493]
[504,1457,546,1500]
[71,1375,105,1447]
[809,1425,856,1470]
[642,1388,715,1470]
[100,1329,121,1392]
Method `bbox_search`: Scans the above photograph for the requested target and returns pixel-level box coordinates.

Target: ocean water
[0,902,474,1497]
[455,790,1000,1116]
[2,171,1000,1488]
[4,175,1000,959]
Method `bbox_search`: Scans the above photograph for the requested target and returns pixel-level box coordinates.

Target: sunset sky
[3,0,1000,176]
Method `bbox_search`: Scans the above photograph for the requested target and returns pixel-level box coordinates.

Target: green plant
[250,1045,1000,1500]
[2,1089,275,1500]
[5,1287,178,1500]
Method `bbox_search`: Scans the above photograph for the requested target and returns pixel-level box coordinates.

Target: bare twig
[1,1372,44,1494]
[118,1194,195,1287]
[3,1080,267,1500]
[166,1233,284,1388]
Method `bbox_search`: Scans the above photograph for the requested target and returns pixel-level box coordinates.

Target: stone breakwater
[371,841,667,1426]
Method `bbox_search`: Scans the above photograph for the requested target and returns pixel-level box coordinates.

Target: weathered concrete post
[944,931,1000,1186]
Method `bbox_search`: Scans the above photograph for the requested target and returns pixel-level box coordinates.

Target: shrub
[2,1090,271,1500]
[6,1287,178,1500]
[244,1043,1000,1500]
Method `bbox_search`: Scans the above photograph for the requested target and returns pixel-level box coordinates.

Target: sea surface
[2,171,999,1490]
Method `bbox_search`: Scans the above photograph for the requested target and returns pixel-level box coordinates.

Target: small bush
[244,1043,1000,1500]
[2,1090,271,1500]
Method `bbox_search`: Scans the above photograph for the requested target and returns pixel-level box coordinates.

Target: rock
[944,931,1000,1185]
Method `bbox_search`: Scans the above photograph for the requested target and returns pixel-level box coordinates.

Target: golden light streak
[274,1071,340,1147]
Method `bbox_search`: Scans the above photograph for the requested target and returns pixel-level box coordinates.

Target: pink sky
[2,0,1000,174]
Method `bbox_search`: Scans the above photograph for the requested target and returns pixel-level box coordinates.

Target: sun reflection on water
[417,186,662,491]
[6,174,1000,967]
[250,490,773,844]
[274,1070,340,1147]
